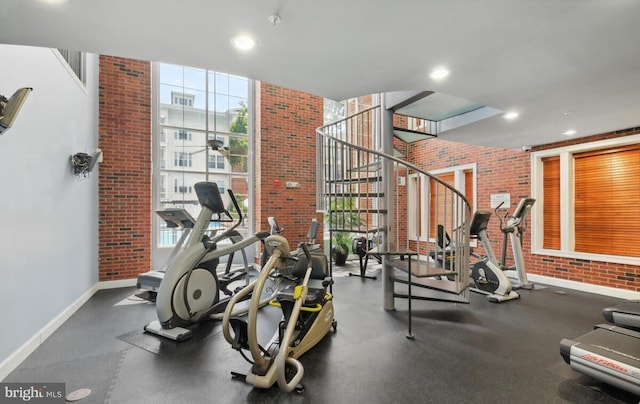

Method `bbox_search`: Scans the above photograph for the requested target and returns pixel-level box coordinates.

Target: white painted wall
[0,45,99,369]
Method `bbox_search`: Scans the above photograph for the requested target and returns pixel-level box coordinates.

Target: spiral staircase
[316,93,473,312]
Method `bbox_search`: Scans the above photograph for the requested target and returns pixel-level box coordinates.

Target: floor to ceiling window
[153,63,252,263]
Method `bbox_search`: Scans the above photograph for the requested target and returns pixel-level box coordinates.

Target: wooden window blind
[430,172,455,236]
[574,145,640,257]
[542,156,560,249]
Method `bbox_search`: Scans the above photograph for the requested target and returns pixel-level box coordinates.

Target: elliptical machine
[144,182,268,341]
[469,211,520,303]
[495,198,536,290]
[223,235,336,393]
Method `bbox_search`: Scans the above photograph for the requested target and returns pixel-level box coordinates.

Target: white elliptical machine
[495,197,536,290]
[145,181,271,341]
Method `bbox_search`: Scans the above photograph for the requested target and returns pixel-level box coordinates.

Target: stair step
[389,257,456,278]
[390,273,469,296]
[330,226,386,234]
[348,161,381,173]
[328,209,387,214]
[393,126,436,143]
[325,192,384,198]
[326,176,382,184]
[393,289,470,304]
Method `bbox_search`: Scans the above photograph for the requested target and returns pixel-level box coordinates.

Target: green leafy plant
[228,102,249,172]
[333,231,353,255]
[326,197,364,256]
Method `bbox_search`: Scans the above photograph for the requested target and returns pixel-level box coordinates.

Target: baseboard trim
[0,284,98,381]
[528,274,640,300]
[97,278,137,290]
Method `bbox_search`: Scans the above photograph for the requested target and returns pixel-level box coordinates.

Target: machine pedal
[229,317,250,350]
[219,271,248,296]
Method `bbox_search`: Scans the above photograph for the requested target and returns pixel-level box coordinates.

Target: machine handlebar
[493,198,535,233]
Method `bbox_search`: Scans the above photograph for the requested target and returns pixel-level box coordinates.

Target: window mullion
[560,152,573,252]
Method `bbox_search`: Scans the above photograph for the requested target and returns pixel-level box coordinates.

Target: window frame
[151,63,254,264]
[531,133,640,265]
[54,49,87,89]
[407,163,476,243]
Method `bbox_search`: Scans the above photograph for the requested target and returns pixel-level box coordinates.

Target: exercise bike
[469,211,520,303]
[223,236,336,393]
[261,216,321,269]
[144,181,269,341]
[267,216,321,253]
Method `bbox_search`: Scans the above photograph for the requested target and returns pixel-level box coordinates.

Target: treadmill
[136,208,196,296]
[560,324,640,396]
[603,300,640,331]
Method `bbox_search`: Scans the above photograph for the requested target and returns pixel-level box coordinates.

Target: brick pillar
[255,83,324,253]
[98,56,152,281]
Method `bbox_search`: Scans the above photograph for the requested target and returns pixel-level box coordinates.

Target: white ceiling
[2,0,640,149]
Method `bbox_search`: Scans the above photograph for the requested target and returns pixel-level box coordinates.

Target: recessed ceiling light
[563,129,577,136]
[231,35,257,51]
[39,0,69,4]
[504,111,519,120]
[429,67,450,80]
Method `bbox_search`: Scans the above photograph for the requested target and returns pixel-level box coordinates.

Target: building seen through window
[156,63,250,247]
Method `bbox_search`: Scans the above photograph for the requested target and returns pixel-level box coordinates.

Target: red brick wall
[256,83,324,253]
[407,129,639,292]
[98,56,152,281]
[93,57,638,292]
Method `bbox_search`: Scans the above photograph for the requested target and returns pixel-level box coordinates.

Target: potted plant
[326,197,364,266]
[332,231,352,266]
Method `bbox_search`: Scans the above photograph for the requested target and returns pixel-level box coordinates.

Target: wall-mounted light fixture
[0,87,33,135]
[71,149,102,179]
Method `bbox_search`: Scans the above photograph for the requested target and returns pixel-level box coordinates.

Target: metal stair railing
[316,105,471,298]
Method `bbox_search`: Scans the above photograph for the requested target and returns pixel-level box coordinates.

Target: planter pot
[331,243,349,266]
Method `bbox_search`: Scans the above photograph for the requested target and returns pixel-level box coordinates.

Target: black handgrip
[255,231,270,240]
[227,189,242,223]
[203,239,217,252]
[300,242,312,268]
